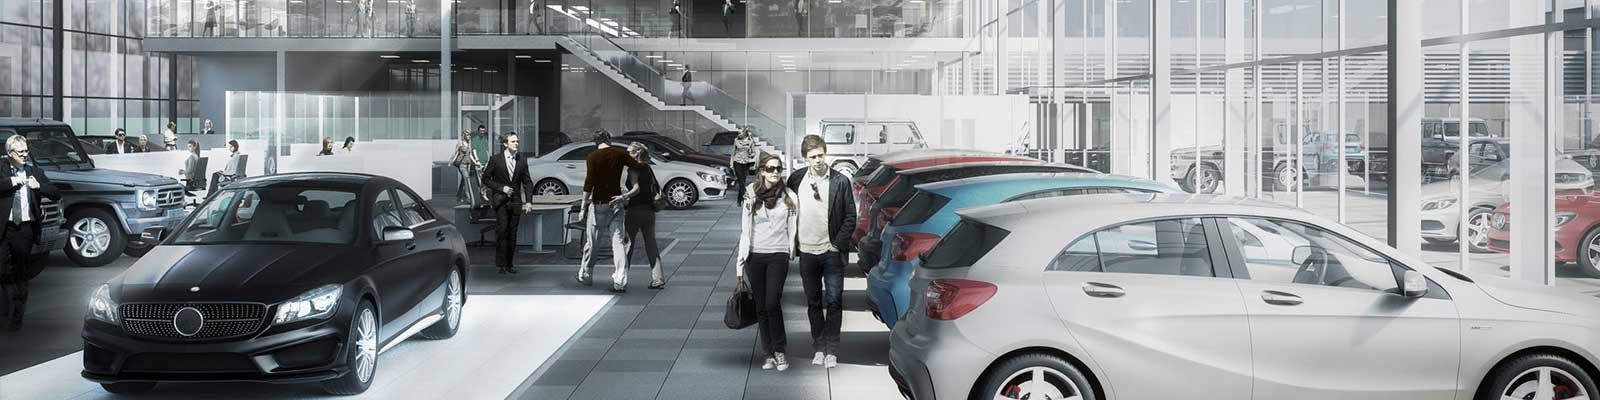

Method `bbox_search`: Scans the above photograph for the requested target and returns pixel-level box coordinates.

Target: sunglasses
[9,149,27,155]
[810,182,821,200]
[761,165,783,173]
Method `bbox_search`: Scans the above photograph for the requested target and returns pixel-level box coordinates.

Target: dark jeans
[0,223,36,326]
[623,206,663,284]
[732,162,753,203]
[745,252,789,355]
[494,203,522,269]
[798,251,844,353]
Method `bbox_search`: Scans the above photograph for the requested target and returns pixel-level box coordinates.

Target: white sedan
[524,143,728,209]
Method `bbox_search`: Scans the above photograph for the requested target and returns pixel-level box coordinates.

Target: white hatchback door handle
[1261,290,1304,306]
[1082,282,1125,298]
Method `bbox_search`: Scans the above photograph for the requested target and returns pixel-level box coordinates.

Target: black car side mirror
[140,227,168,245]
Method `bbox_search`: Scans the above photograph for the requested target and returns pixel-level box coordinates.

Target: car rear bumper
[81,317,351,384]
[889,319,994,400]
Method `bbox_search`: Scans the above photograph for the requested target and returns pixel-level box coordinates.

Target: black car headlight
[273,284,342,325]
[87,284,119,324]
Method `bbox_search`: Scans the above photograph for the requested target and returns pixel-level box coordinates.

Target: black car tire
[123,241,153,258]
[100,382,157,394]
[420,268,464,340]
[1476,353,1597,400]
[65,209,125,268]
[664,179,697,209]
[975,353,1097,400]
[1181,163,1221,194]
[323,300,379,396]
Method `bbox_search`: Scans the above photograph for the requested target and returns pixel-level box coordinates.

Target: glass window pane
[1226,217,1398,292]
[1092,218,1213,277]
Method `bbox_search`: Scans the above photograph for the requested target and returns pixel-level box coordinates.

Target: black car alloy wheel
[323,300,379,395]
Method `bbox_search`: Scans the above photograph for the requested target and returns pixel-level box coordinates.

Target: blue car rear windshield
[921,219,1010,269]
[890,191,951,227]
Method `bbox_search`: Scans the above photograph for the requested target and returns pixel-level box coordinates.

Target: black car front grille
[39,198,61,227]
[120,302,268,340]
[121,353,259,373]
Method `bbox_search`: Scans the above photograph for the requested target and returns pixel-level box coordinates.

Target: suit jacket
[0,163,62,240]
[785,168,856,253]
[106,141,138,154]
[481,151,532,210]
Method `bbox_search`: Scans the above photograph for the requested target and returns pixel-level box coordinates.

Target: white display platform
[0,295,611,400]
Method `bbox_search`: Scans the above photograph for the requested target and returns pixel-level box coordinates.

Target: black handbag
[724,278,757,329]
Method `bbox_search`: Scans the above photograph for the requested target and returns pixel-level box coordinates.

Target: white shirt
[797,170,834,255]
[736,186,798,273]
[10,167,30,223]
[115,141,127,154]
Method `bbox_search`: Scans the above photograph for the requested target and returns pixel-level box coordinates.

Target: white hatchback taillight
[924,279,997,321]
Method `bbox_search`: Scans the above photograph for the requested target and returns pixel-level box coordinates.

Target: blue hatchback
[864,172,1177,328]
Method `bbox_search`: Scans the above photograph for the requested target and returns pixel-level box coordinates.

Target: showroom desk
[518,195,583,254]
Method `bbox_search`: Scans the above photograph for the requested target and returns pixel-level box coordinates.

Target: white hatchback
[524,143,727,209]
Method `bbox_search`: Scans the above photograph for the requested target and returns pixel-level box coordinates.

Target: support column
[1223,0,1245,195]
[1150,0,1170,183]
[441,0,454,141]
[51,0,63,121]
[1386,0,1421,255]
[1509,0,1558,285]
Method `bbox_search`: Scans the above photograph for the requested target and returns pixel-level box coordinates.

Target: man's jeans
[798,251,844,353]
[579,204,631,288]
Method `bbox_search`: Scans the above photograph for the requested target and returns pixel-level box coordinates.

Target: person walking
[736,153,797,372]
[162,121,179,151]
[730,127,757,204]
[680,68,694,105]
[481,132,536,274]
[0,135,61,331]
[578,129,646,292]
[612,143,666,289]
[317,137,336,156]
[785,134,854,369]
[453,131,484,205]
[526,0,544,34]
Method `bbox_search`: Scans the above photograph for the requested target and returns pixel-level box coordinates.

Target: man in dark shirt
[578,129,646,292]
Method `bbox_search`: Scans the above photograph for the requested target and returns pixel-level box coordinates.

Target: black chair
[468,204,498,247]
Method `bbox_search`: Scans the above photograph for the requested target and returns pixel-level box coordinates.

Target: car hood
[671,152,730,166]
[109,244,360,302]
[654,160,722,176]
[1472,275,1600,322]
[50,168,179,187]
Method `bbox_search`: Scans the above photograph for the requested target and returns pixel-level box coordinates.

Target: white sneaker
[824,354,838,369]
[762,357,775,370]
[774,352,790,371]
[812,351,825,365]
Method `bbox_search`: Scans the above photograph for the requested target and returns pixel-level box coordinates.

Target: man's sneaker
[774,352,789,371]
[824,354,838,369]
[812,351,826,365]
[761,357,776,370]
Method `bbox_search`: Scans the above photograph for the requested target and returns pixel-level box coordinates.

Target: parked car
[613,132,734,184]
[865,172,1174,328]
[891,193,1600,400]
[78,135,119,155]
[0,119,188,267]
[852,152,1036,246]
[701,131,740,156]
[857,161,1096,274]
[1486,190,1600,277]
[534,131,573,157]
[818,119,928,176]
[81,173,468,395]
[1419,158,1593,252]
[1169,132,1364,194]
[524,143,727,209]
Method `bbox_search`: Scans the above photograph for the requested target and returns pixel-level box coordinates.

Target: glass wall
[2,0,200,136]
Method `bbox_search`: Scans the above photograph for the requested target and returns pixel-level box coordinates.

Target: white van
[815,120,928,176]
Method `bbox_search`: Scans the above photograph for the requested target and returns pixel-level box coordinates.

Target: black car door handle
[405,242,417,251]
[436,231,447,242]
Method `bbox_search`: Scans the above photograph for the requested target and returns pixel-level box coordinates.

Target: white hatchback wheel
[992,366,1084,400]
[1500,366,1590,400]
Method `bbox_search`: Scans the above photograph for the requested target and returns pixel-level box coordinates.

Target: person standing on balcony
[203,1,220,37]
[527,0,545,34]
[670,0,685,38]
[794,0,808,36]
[680,68,694,105]
[722,0,736,37]
[731,127,757,204]
[404,0,419,37]
[354,0,372,37]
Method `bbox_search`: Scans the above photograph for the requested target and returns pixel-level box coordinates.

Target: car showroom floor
[0,194,902,400]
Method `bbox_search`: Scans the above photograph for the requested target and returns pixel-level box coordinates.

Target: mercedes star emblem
[174,307,205,337]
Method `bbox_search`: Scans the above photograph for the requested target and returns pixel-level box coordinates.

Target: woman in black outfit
[615,143,668,289]
[736,154,797,372]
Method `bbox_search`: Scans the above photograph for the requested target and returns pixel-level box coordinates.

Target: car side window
[1222,217,1398,293]
[396,188,434,226]
[823,124,853,145]
[863,124,889,144]
[558,146,595,161]
[1047,218,1215,277]
[371,190,405,235]
[888,124,919,144]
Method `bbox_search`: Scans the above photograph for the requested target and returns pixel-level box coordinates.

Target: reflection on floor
[0,295,611,400]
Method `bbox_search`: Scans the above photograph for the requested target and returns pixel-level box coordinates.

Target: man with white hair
[0,135,59,331]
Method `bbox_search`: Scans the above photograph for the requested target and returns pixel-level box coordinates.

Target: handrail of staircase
[563,32,789,143]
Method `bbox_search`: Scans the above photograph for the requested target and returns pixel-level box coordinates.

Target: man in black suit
[480,132,534,274]
[0,135,60,331]
[106,129,138,154]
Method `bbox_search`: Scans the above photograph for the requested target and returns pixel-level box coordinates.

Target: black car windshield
[3,129,91,166]
[172,187,361,245]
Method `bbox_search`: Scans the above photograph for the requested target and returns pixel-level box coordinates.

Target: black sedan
[81,173,468,395]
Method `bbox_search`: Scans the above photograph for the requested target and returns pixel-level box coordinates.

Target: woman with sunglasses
[736,154,798,372]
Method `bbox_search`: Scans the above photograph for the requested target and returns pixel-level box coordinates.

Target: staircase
[556,34,789,159]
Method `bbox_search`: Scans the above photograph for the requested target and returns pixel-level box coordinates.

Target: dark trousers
[745,252,789,355]
[623,206,663,283]
[798,251,844,353]
[732,162,753,203]
[494,203,521,269]
[0,223,37,326]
